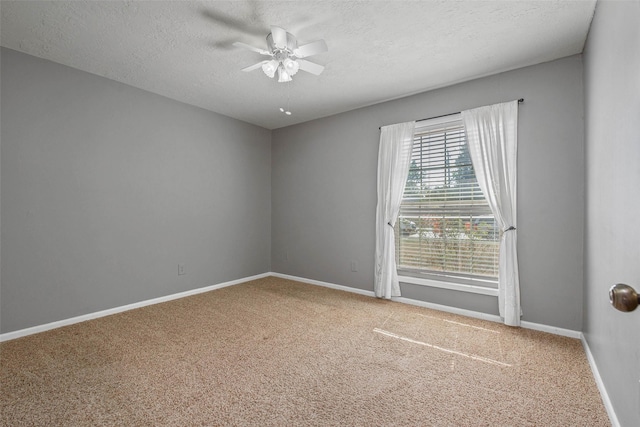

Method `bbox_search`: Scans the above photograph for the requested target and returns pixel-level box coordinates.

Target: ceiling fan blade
[241,61,268,72]
[271,26,288,48]
[293,39,328,58]
[233,42,271,56]
[297,59,325,76]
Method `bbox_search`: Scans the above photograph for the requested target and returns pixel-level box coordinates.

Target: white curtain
[462,101,521,326]
[374,121,416,299]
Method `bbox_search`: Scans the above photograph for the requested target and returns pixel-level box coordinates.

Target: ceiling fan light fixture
[262,60,278,78]
[282,58,299,76]
[277,66,292,83]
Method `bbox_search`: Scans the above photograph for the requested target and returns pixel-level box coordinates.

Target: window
[395,115,499,291]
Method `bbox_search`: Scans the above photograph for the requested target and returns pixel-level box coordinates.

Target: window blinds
[395,117,499,282]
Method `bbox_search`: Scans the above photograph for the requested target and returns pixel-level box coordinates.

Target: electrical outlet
[351,260,358,272]
[178,263,185,276]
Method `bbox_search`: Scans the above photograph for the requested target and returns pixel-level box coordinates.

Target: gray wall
[272,55,585,330]
[583,1,640,426]
[0,48,272,334]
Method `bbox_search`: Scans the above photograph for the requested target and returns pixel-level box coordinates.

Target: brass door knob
[609,284,639,312]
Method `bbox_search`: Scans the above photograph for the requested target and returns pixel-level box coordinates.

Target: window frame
[396,114,499,296]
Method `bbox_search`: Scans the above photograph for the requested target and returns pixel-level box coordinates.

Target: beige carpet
[1,276,609,426]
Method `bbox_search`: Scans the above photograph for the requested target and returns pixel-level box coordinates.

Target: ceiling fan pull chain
[279,81,292,116]
[286,82,291,115]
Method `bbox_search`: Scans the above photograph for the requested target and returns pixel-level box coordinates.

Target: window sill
[397,275,499,296]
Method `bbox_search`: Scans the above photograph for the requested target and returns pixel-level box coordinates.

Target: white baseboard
[581,334,620,427]
[270,272,376,297]
[274,273,582,339]
[0,271,581,342]
[0,272,270,342]
[393,296,504,323]
[519,320,582,339]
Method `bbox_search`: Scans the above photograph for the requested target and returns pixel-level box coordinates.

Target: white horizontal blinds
[396,116,499,280]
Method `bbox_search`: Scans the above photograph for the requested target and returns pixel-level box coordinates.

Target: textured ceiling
[1,1,596,129]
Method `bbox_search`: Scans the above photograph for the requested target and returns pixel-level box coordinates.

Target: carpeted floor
[1,276,610,426]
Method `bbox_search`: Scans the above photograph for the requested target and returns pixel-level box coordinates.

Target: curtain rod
[378,98,524,130]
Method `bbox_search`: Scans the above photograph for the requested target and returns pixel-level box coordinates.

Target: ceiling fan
[233,26,328,83]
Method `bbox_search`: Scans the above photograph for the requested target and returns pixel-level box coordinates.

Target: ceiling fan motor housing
[266,32,298,57]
